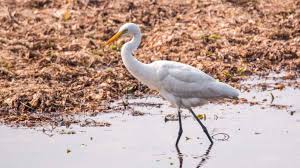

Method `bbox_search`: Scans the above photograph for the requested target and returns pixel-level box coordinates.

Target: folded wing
[157,62,239,99]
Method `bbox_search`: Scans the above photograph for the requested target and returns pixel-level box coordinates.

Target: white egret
[106,23,239,146]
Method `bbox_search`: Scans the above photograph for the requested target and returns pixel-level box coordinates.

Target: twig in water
[270,93,275,104]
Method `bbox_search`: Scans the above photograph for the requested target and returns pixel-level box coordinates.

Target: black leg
[188,108,213,144]
[196,143,213,168]
[176,145,183,168]
[175,109,183,147]
[176,137,213,168]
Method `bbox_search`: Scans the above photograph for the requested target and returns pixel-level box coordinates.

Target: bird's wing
[156,61,238,99]
[156,61,214,83]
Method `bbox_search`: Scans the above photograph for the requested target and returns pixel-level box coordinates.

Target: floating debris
[164,114,178,122]
[196,114,206,120]
[80,119,111,127]
[270,93,275,104]
[212,133,230,141]
[59,130,76,135]
[289,110,296,116]
[131,110,145,116]
[274,84,285,90]
[80,144,87,147]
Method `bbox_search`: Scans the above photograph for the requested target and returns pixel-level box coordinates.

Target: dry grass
[0,0,299,126]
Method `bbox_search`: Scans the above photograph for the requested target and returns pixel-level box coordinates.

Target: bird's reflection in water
[176,144,213,168]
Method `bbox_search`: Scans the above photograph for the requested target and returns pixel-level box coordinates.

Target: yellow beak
[105,31,125,45]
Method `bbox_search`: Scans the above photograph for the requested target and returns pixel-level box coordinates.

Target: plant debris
[0,0,299,126]
[196,114,206,120]
[212,133,230,141]
[59,129,76,135]
[80,118,111,127]
[164,114,178,122]
[270,93,275,104]
[131,110,145,116]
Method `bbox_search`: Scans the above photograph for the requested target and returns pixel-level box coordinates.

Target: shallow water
[1,80,300,168]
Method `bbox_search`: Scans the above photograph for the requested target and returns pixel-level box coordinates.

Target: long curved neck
[121,31,149,80]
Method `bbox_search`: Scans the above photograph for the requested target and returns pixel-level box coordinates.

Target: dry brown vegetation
[0,0,299,126]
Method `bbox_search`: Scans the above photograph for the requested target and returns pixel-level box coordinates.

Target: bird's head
[106,23,140,45]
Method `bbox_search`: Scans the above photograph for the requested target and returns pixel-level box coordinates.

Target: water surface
[1,80,300,168]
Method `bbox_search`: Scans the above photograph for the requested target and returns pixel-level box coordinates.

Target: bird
[106,23,239,146]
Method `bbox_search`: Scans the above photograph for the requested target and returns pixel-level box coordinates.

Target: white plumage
[106,23,239,146]
[153,60,239,107]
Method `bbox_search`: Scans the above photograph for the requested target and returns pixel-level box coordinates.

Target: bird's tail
[213,81,240,99]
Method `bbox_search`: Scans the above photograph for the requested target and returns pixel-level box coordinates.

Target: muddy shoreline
[1,72,298,128]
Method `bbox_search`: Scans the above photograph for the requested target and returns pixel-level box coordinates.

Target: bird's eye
[123,29,128,34]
